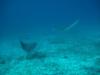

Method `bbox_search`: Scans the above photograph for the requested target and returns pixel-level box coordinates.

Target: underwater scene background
[0,0,100,75]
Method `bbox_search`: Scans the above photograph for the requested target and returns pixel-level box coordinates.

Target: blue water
[0,0,100,37]
[0,0,100,75]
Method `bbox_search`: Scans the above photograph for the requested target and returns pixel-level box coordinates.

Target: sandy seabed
[0,35,100,75]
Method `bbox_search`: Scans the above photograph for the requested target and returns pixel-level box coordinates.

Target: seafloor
[0,34,100,75]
